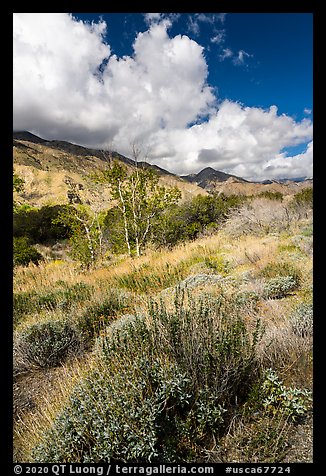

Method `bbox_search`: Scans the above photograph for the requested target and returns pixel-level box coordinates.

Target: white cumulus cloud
[13,13,313,181]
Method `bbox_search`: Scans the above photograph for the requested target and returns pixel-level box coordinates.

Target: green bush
[76,289,131,343]
[18,320,81,368]
[32,291,263,463]
[13,283,93,325]
[13,236,43,266]
[292,187,313,209]
[36,282,93,312]
[13,291,38,326]
[204,255,230,274]
[290,302,313,337]
[263,276,297,299]
[257,191,283,201]
[140,193,245,249]
[234,291,260,310]
[259,262,302,287]
[261,368,311,421]
[301,226,313,237]
[13,204,73,243]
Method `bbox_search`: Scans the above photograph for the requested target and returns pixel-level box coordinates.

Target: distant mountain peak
[13,130,47,144]
[181,167,248,190]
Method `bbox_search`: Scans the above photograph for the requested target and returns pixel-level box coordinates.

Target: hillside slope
[13,132,207,209]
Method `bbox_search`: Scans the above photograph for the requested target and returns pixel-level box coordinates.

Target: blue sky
[13,13,313,180]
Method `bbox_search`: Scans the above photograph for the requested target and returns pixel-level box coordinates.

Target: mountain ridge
[181,166,250,189]
[13,131,208,209]
[13,131,312,207]
[13,131,312,186]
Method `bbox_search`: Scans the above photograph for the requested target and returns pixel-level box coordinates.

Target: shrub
[292,187,313,209]
[204,255,230,274]
[218,411,292,463]
[13,236,43,266]
[259,262,302,287]
[13,291,37,326]
[16,320,81,369]
[13,204,73,244]
[36,282,93,312]
[290,302,313,337]
[76,289,131,343]
[263,276,297,299]
[234,291,260,311]
[113,262,187,293]
[151,194,244,249]
[13,283,93,324]
[261,368,312,421]
[301,226,313,237]
[32,291,264,463]
[223,199,291,237]
[257,191,283,201]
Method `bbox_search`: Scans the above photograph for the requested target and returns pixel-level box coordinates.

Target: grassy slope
[13,203,313,462]
[13,140,207,209]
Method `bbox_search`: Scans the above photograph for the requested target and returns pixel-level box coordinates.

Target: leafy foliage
[95,162,181,256]
[152,193,244,248]
[261,368,311,421]
[17,320,81,368]
[259,262,302,288]
[13,236,43,267]
[32,291,263,463]
[290,302,313,337]
[14,205,73,243]
[13,172,25,193]
[292,187,313,209]
[263,276,298,299]
[53,205,106,267]
[257,191,283,201]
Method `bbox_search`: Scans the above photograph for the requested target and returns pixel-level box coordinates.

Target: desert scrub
[14,320,81,371]
[233,291,260,313]
[13,282,93,326]
[259,262,302,287]
[13,290,38,327]
[75,288,132,343]
[261,368,312,421]
[290,302,313,337]
[111,260,191,293]
[214,368,312,462]
[217,411,292,463]
[203,255,231,274]
[263,276,298,300]
[14,236,43,267]
[32,291,264,463]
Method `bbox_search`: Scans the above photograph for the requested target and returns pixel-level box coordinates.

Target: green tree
[13,236,43,267]
[53,205,105,268]
[153,193,245,248]
[13,172,24,192]
[94,161,181,257]
[14,204,73,243]
[13,172,25,211]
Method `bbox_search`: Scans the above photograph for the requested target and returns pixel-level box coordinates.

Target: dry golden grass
[13,354,96,462]
[14,140,206,210]
[13,206,313,463]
